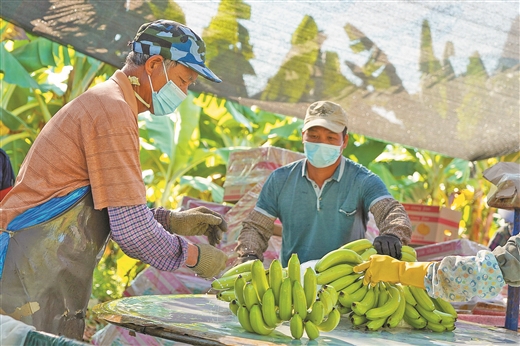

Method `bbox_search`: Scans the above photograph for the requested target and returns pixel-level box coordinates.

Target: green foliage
[261,15,321,102]
[202,0,254,96]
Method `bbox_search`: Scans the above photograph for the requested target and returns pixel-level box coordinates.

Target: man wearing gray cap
[235,101,412,267]
[0,20,227,339]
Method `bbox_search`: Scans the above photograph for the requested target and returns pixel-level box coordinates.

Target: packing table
[93,294,519,345]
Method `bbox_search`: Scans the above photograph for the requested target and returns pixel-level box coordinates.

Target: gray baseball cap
[302,101,348,133]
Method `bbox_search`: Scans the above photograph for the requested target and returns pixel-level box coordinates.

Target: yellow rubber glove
[353,255,434,288]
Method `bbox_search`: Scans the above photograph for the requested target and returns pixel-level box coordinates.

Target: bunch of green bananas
[326,239,457,332]
[401,285,458,332]
[212,254,344,340]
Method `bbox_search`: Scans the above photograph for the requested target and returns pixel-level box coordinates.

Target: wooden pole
[504,208,519,331]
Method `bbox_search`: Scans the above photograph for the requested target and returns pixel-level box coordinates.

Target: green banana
[404,303,422,320]
[401,245,417,258]
[269,259,284,306]
[328,272,363,291]
[278,277,293,321]
[229,299,239,316]
[366,317,387,331]
[340,238,373,254]
[386,285,406,328]
[317,307,341,332]
[433,309,457,325]
[377,282,389,307]
[372,282,381,309]
[288,253,301,285]
[426,321,447,332]
[249,304,275,335]
[351,286,376,316]
[340,276,364,295]
[318,288,333,315]
[336,303,351,315]
[234,274,247,307]
[237,305,255,333]
[251,259,269,301]
[243,282,260,311]
[308,300,326,325]
[365,284,401,320]
[432,297,458,318]
[221,260,254,278]
[290,313,305,339]
[409,286,435,312]
[212,271,252,290]
[303,267,318,309]
[400,252,417,262]
[316,264,354,285]
[402,285,418,306]
[293,280,308,320]
[315,249,363,273]
[360,247,378,261]
[403,313,427,329]
[350,312,368,326]
[217,289,237,302]
[261,288,279,328]
[338,284,368,308]
[445,324,456,332]
[304,320,320,340]
[322,285,339,307]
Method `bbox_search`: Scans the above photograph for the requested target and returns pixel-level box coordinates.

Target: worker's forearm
[371,198,412,244]
[186,243,199,267]
[235,209,275,260]
[425,250,504,301]
[108,205,189,271]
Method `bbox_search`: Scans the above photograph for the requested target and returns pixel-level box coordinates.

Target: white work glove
[187,244,228,278]
[169,207,228,246]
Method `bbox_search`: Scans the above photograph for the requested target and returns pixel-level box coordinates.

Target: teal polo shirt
[256,157,392,267]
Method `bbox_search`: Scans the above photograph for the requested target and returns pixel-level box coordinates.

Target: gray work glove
[187,243,228,278]
[234,254,259,266]
[169,207,228,246]
[373,233,402,259]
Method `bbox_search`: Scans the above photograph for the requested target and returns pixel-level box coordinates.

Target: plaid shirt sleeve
[150,207,171,230]
[108,205,188,271]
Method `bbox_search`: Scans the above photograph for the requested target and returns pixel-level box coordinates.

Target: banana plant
[1,20,112,173]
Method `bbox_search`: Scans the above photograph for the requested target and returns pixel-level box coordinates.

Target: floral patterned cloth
[425,250,505,301]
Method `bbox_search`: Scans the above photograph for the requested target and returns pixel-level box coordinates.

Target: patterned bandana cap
[302,101,348,133]
[131,19,221,83]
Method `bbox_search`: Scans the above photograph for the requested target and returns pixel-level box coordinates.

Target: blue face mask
[147,62,187,116]
[304,141,342,168]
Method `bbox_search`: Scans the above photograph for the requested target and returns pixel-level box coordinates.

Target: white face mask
[147,62,187,116]
[304,141,342,168]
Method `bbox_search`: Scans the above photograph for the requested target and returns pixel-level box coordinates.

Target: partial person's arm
[234,209,275,263]
[370,198,412,258]
[108,205,189,271]
[354,235,520,302]
[492,234,520,286]
[109,205,228,277]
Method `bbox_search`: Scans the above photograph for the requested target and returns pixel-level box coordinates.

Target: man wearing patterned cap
[0,20,227,339]
[235,100,412,267]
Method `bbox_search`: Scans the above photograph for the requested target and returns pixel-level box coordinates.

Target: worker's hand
[353,254,433,288]
[169,207,228,246]
[188,243,228,279]
[373,233,402,259]
[234,254,259,266]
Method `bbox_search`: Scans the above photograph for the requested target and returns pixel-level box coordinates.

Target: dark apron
[0,191,110,340]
